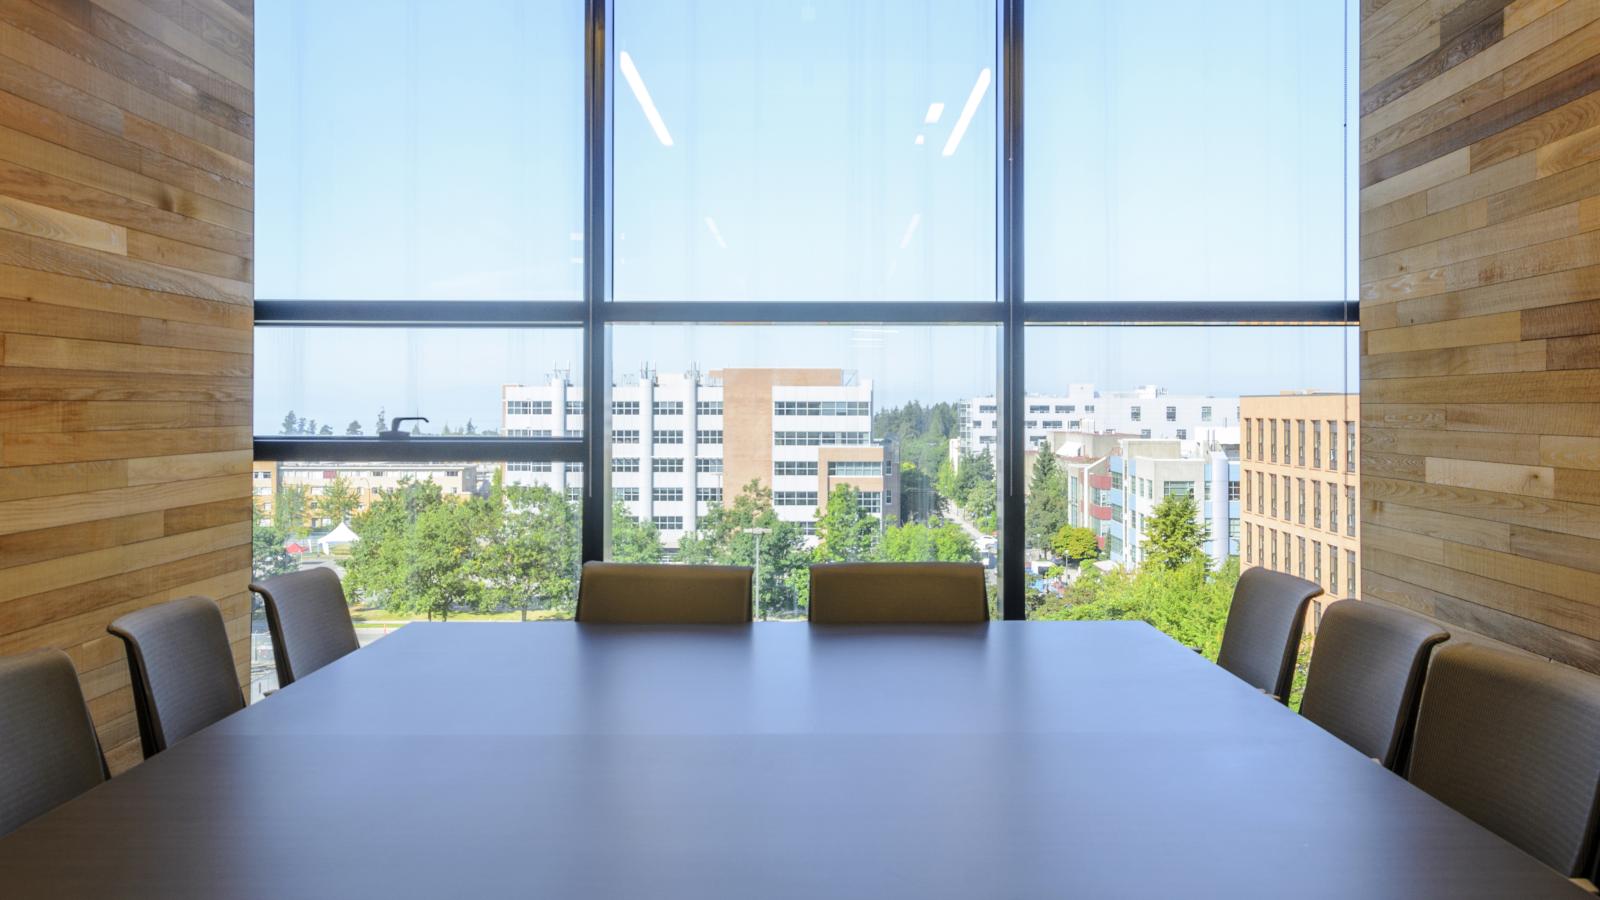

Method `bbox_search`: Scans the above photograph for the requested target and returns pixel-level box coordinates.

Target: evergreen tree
[346,420,363,436]
[280,410,299,435]
[1026,448,1072,550]
[464,419,477,435]
[1142,492,1211,570]
[375,407,387,436]
[318,424,333,436]
[296,416,308,435]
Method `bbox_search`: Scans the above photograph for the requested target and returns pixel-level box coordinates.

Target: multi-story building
[251,461,485,528]
[961,385,1240,455]
[1022,431,1238,568]
[1238,393,1360,626]
[502,368,897,548]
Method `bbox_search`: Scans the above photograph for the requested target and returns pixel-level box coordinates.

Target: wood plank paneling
[0,0,251,774]
[1362,0,1600,670]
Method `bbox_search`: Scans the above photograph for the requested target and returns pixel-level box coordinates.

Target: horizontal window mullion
[599,301,1005,324]
[253,437,585,464]
[1023,300,1354,324]
[254,300,588,326]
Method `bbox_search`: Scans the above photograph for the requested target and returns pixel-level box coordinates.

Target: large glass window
[257,1,584,300]
[612,0,996,301]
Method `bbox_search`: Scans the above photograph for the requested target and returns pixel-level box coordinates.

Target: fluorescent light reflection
[942,68,991,157]
[619,51,673,146]
[914,134,925,145]
[923,102,945,124]
[704,216,728,249]
[898,213,922,249]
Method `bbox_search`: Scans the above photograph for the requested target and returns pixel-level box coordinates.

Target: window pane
[257,1,584,300]
[254,328,581,437]
[1025,1,1349,301]
[1021,326,1358,684]
[613,1,996,301]
[249,457,581,700]
[604,325,999,618]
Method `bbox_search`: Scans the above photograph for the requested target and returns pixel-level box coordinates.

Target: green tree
[317,476,362,527]
[280,410,299,435]
[1050,525,1101,566]
[1037,557,1239,660]
[374,407,387,436]
[345,420,363,436]
[677,480,808,618]
[813,484,879,562]
[478,474,579,619]
[611,499,662,563]
[272,484,311,534]
[251,522,296,579]
[1143,492,1211,570]
[879,519,979,563]
[405,500,482,620]
[318,424,333,436]
[1026,448,1071,550]
[344,479,446,610]
[897,461,945,522]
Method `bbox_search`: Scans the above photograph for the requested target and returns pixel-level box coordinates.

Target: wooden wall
[1361,0,1600,671]
[0,0,252,773]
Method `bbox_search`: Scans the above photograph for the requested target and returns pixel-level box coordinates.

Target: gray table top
[0,621,1586,899]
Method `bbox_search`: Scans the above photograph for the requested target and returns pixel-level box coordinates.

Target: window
[774,400,872,417]
[1163,481,1194,498]
[1328,482,1338,533]
[696,400,723,416]
[1345,421,1356,473]
[1313,541,1322,582]
[1329,547,1339,595]
[1312,421,1321,468]
[1058,405,1075,414]
[566,486,582,502]
[1165,406,1176,422]
[1176,429,1187,440]
[1243,419,1250,459]
[1271,531,1278,570]
[653,487,684,503]
[774,431,870,446]
[1297,478,1305,525]
[1201,406,1212,423]
[1270,476,1277,517]
[1297,420,1305,466]
[774,491,819,507]
[1346,486,1356,536]
[696,458,723,474]
[858,491,883,515]
[507,400,532,415]
[614,429,640,444]
[1257,419,1264,462]
[566,400,583,416]
[1270,420,1277,462]
[1243,475,1251,509]
[1043,420,1063,429]
[697,487,723,504]
[1313,485,1322,529]
[828,461,883,477]
[653,458,684,473]
[653,400,683,416]
[1256,472,1264,514]
[653,429,684,445]
[697,429,723,444]
[1130,406,1141,422]
[615,487,640,502]
[653,516,684,532]
[613,401,641,416]
[613,457,640,473]
[1347,549,1356,596]
[1282,421,1290,463]
[1297,537,1306,579]
[1328,420,1338,469]
[1228,479,1239,501]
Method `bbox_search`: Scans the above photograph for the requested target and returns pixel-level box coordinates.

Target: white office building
[960,385,1240,456]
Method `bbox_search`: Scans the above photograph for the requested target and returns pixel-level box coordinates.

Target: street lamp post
[743,526,772,620]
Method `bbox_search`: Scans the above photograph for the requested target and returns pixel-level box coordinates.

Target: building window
[858,491,883,515]
[775,460,819,476]
[1271,531,1278,570]
[1282,475,1292,521]
[1163,481,1194,498]
[1297,478,1305,524]
[1176,429,1187,440]
[1029,404,1050,414]
[613,429,640,444]
[1270,476,1277,517]
[613,457,640,473]
[1256,472,1264,514]
[1345,421,1356,473]
[697,429,723,444]
[774,491,819,507]
[652,516,683,532]
[1282,421,1291,463]
[1313,485,1322,528]
[1347,549,1356,595]
[1228,479,1239,501]
[1256,525,1264,566]
[696,458,723,474]
[1244,526,1252,562]
[1297,420,1305,466]
[507,400,532,415]
[1297,537,1306,578]
[566,400,583,416]
[566,486,582,502]
[507,461,534,472]
[1130,406,1141,422]
[1327,420,1338,469]
[774,431,870,446]
[828,460,883,476]
[653,487,683,502]
[1270,419,1277,462]
[1244,475,1251,509]
[613,400,640,416]
[1043,419,1063,429]
[1243,420,1251,459]
[652,458,684,473]
[1025,420,1039,429]
[1328,482,1338,533]
[1165,406,1176,422]
[1201,406,1212,423]
[774,400,871,416]
[979,404,997,414]
[615,487,640,502]
[696,400,723,416]
[1346,486,1356,536]
[653,400,683,416]
[697,487,723,504]
[1329,547,1339,595]
[1312,421,1321,468]
[654,429,684,445]
[1257,418,1264,461]
[1313,541,1322,583]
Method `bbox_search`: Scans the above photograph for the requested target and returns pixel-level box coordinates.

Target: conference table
[0,622,1587,898]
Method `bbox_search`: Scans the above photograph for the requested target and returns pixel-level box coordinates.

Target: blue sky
[254,0,1355,432]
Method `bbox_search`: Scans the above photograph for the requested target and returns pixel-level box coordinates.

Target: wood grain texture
[0,0,251,774]
[1362,0,1600,671]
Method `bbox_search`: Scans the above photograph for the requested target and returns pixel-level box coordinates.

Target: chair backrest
[1215,567,1323,701]
[1407,642,1600,878]
[108,596,244,758]
[576,562,753,624]
[1299,600,1448,768]
[249,568,359,686]
[0,650,106,838]
[808,562,987,624]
